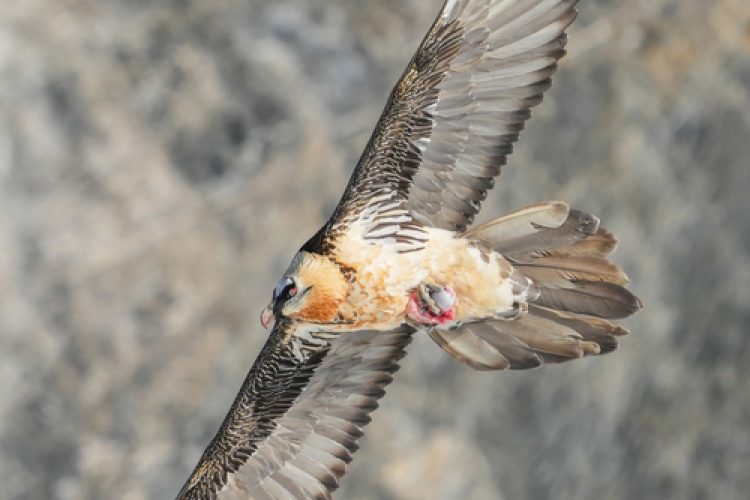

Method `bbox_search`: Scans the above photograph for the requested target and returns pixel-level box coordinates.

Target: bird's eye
[283,284,298,299]
[273,277,298,303]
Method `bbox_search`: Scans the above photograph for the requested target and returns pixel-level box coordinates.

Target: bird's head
[260,251,349,330]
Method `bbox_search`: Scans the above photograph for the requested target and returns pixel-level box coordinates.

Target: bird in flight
[176,0,642,498]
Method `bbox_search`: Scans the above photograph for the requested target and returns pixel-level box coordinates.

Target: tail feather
[426,327,541,371]
[466,201,602,255]
[485,313,602,359]
[544,226,618,258]
[429,201,642,371]
[428,312,603,370]
[509,255,629,285]
[528,305,627,354]
[535,281,642,319]
[463,201,570,245]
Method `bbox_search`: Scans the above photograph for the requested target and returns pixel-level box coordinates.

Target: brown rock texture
[1,1,749,499]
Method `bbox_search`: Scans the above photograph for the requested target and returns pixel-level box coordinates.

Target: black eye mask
[272,277,298,314]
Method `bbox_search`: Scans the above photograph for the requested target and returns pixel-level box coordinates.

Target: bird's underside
[176,0,642,498]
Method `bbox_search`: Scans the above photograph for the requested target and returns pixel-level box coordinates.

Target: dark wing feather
[317,0,578,252]
[176,322,413,500]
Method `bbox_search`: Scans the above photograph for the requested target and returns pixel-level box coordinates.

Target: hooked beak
[260,304,275,330]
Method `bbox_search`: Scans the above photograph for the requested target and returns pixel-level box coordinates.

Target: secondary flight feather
[177,0,642,498]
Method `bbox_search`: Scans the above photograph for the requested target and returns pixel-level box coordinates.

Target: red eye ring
[288,287,298,297]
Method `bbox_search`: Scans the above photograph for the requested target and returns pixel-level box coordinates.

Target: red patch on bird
[405,288,455,326]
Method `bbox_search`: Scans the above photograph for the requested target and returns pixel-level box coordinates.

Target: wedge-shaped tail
[430,201,642,370]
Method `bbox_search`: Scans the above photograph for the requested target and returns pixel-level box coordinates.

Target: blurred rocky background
[1,0,749,499]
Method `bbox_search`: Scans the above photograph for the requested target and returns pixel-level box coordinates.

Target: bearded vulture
[176,0,642,498]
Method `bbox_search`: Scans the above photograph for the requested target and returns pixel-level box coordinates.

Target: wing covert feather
[320,0,578,251]
[176,323,413,500]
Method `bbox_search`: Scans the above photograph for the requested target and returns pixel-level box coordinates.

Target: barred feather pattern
[176,323,413,500]
[311,0,579,255]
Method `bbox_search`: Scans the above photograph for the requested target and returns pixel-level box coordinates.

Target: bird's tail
[427,201,643,370]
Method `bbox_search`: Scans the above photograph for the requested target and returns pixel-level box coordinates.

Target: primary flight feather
[177,0,642,498]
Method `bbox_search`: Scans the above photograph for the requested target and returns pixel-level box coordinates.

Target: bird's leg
[495,300,527,320]
[405,282,456,326]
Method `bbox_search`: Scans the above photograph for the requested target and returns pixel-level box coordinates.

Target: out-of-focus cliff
[1,1,749,499]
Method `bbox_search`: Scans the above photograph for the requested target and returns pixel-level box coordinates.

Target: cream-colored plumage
[332,225,520,331]
[177,1,643,499]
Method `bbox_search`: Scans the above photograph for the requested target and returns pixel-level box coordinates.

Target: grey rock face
[1,1,749,499]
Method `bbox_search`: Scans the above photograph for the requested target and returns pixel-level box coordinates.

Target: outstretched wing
[317,0,578,251]
[176,322,413,500]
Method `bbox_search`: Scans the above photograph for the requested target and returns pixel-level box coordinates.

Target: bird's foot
[406,283,456,326]
[495,300,527,320]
